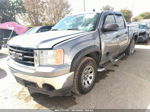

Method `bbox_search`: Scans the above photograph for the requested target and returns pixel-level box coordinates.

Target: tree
[120,9,133,22]
[132,17,139,22]
[0,0,25,23]
[133,12,150,21]
[101,5,114,11]
[19,0,71,26]
[44,0,71,25]
[18,0,46,26]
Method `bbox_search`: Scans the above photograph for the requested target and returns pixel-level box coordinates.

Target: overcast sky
[68,0,150,17]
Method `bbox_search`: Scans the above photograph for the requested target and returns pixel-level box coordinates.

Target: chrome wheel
[72,57,97,95]
[81,65,95,89]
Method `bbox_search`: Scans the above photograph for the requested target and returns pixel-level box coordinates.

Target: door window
[115,15,125,29]
[104,14,116,25]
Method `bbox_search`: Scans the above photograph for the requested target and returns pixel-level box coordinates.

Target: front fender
[70,45,100,71]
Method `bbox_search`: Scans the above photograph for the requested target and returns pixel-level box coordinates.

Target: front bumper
[7,58,74,96]
[137,36,148,42]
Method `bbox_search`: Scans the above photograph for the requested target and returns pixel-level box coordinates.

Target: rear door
[115,14,129,53]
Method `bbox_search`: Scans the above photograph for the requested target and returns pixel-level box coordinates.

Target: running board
[97,53,126,72]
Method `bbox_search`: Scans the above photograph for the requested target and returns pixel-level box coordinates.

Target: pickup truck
[7,11,138,97]
[137,22,150,43]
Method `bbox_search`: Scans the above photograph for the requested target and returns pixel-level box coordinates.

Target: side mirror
[102,23,119,32]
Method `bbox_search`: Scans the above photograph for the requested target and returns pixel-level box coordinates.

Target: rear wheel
[145,39,148,43]
[0,45,2,50]
[125,39,136,55]
[145,34,149,43]
[72,57,97,95]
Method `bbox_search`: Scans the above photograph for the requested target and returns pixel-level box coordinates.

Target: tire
[145,39,148,43]
[144,34,149,43]
[125,39,136,55]
[72,57,97,95]
[0,45,2,50]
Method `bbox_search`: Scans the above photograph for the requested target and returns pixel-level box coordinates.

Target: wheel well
[85,52,100,65]
[70,51,101,72]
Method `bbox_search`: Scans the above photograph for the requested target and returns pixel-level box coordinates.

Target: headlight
[36,49,64,66]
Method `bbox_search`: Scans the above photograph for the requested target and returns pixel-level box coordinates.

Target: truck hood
[8,30,86,49]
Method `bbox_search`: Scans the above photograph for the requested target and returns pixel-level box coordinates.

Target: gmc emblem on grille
[11,52,23,60]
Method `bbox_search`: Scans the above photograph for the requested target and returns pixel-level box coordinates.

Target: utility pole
[83,0,85,11]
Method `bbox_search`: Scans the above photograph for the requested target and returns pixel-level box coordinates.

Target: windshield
[139,23,148,29]
[52,13,99,31]
[25,27,40,34]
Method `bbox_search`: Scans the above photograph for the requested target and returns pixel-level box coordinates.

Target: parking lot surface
[0,43,150,109]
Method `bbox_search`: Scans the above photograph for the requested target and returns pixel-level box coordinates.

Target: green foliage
[132,17,141,22]
[120,9,133,22]
[101,5,114,11]
[133,12,150,21]
[0,0,25,23]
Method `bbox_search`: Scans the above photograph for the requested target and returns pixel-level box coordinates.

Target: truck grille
[9,46,34,66]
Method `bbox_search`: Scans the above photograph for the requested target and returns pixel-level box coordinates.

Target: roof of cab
[69,10,122,16]
[102,10,123,15]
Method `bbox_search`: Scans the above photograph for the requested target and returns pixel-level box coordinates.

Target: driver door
[100,13,120,64]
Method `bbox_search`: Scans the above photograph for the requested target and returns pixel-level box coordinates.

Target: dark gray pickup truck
[7,11,138,97]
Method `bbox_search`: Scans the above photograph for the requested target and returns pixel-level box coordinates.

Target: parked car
[137,22,150,43]
[127,22,140,41]
[140,19,150,28]
[0,29,18,49]
[25,26,52,34]
[7,11,138,97]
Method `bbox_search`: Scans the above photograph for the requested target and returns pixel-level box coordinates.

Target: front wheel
[125,39,136,55]
[72,57,97,95]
